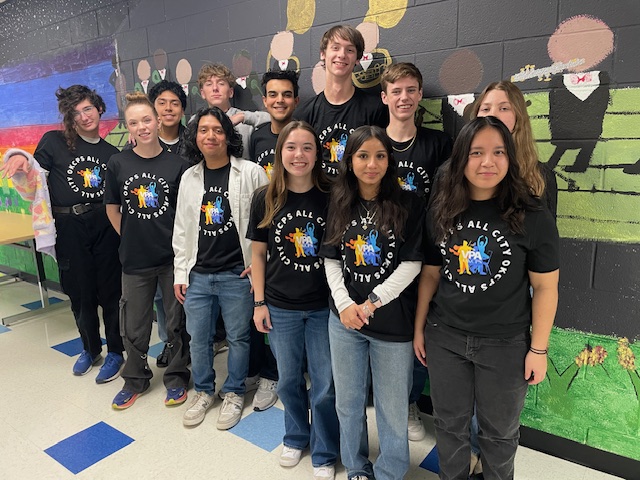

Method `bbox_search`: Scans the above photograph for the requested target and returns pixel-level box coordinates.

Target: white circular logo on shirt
[273,210,325,272]
[122,173,170,220]
[66,155,106,199]
[441,220,512,294]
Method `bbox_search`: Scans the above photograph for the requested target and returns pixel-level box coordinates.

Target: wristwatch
[368,292,382,308]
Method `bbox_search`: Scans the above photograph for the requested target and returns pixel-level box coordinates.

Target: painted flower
[575,345,607,367]
[617,337,636,371]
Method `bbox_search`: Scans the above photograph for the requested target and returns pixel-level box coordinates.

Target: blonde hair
[197,63,236,90]
[124,91,157,118]
[471,81,545,198]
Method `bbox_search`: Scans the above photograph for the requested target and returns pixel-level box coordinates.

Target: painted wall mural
[0,0,638,468]
[0,39,121,280]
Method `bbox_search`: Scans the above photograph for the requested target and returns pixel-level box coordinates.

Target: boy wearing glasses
[0,85,124,383]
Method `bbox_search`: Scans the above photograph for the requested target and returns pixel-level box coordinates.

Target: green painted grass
[521,327,640,461]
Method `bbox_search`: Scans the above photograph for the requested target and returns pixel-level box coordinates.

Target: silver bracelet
[362,304,374,318]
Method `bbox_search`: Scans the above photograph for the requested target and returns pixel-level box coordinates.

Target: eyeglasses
[72,106,96,119]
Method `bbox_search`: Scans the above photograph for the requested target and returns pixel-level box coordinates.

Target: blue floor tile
[21,296,64,310]
[420,445,440,473]
[148,341,164,359]
[0,325,11,334]
[52,337,106,357]
[229,406,285,452]
[44,421,134,474]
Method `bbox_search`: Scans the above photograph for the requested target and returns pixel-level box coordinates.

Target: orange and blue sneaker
[112,389,144,410]
[165,387,187,406]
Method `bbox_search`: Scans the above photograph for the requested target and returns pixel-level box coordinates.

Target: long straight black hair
[428,116,539,243]
[324,125,408,245]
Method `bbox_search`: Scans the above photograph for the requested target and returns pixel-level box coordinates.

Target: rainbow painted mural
[0,40,120,279]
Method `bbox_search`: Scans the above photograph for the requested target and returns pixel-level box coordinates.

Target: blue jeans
[425,321,529,480]
[267,305,339,467]
[328,312,413,480]
[184,267,252,395]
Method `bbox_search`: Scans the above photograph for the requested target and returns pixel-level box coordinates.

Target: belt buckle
[71,204,85,215]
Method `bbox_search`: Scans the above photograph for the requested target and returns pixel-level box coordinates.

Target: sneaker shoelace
[314,466,333,476]
[222,394,243,413]
[192,392,211,409]
[259,379,277,391]
[103,354,120,369]
[281,446,299,458]
[408,403,420,422]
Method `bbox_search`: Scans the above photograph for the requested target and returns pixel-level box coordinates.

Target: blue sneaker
[112,389,145,410]
[165,387,187,406]
[73,350,101,376]
[95,352,124,384]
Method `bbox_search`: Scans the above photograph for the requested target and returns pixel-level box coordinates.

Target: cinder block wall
[1,0,639,463]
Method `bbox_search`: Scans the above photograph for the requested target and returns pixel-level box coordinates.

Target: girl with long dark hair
[321,126,424,480]
[414,116,559,479]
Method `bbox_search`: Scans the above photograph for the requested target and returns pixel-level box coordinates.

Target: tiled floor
[0,280,623,479]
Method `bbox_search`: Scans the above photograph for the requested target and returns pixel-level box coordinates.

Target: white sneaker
[313,465,335,479]
[216,392,244,430]
[408,402,426,441]
[218,374,260,400]
[253,378,278,411]
[182,391,215,427]
[279,445,302,467]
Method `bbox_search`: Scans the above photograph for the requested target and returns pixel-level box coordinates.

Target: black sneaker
[156,343,169,368]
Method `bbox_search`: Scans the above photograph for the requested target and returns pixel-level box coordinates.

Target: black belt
[52,203,102,215]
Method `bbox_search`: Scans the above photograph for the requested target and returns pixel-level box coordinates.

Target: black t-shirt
[247,187,330,310]
[249,123,278,180]
[424,199,559,338]
[193,163,244,273]
[393,127,452,200]
[104,149,188,273]
[34,131,118,207]
[296,88,389,177]
[320,193,424,342]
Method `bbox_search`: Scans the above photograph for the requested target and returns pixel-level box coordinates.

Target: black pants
[248,320,278,381]
[120,265,190,393]
[54,207,123,356]
[425,321,529,480]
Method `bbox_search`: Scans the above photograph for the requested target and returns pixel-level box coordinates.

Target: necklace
[358,200,377,230]
[392,134,416,152]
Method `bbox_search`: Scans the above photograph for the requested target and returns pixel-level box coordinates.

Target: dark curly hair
[324,125,408,245]
[181,107,243,162]
[56,85,106,152]
[261,70,300,98]
[428,116,540,243]
[149,80,187,111]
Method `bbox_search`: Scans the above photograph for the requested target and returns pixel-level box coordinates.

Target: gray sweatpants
[119,264,190,393]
